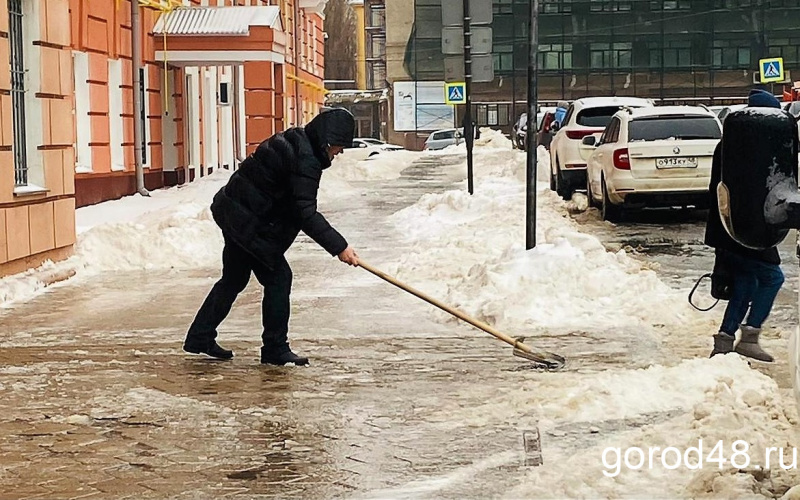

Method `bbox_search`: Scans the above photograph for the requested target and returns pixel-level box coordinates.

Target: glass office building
[405,0,800,127]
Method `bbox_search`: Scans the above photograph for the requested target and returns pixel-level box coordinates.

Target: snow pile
[390,144,691,330]
[507,356,799,498]
[75,199,223,272]
[0,171,232,307]
[329,150,419,182]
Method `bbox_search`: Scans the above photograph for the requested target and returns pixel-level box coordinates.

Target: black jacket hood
[304,108,356,168]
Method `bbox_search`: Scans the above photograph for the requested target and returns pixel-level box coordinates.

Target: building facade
[324,0,388,140]
[71,0,327,207]
[1,0,328,279]
[392,0,800,138]
[1,0,76,278]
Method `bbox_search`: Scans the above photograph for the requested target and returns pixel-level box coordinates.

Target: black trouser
[186,237,292,353]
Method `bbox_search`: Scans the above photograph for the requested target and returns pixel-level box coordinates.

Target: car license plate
[656,157,698,169]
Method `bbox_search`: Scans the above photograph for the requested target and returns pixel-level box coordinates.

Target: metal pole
[525,0,539,250]
[131,0,149,196]
[511,4,517,148]
[294,0,301,125]
[463,0,474,195]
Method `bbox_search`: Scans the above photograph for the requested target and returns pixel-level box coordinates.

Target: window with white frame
[109,59,124,171]
[139,66,151,167]
[73,51,91,172]
[9,0,26,186]
[10,0,44,192]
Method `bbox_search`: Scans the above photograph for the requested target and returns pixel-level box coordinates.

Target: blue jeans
[720,253,785,335]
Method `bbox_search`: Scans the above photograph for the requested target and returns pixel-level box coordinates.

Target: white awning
[152,6,282,36]
[154,49,285,66]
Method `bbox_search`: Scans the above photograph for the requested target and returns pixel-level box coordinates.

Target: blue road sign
[760,57,785,83]
[445,82,467,105]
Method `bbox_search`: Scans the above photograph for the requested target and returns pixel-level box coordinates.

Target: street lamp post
[525,0,539,250]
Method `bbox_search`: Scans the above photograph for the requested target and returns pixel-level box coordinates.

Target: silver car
[424,128,462,150]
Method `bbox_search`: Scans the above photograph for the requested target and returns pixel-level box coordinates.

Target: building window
[493,43,514,73]
[590,1,632,12]
[651,0,691,9]
[649,40,692,68]
[493,0,513,15]
[770,38,800,64]
[9,0,27,186]
[369,62,386,89]
[542,0,572,13]
[475,103,510,127]
[590,42,632,69]
[370,35,386,59]
[368,5,385,28]
[139,66,150,168]
[109,59,124,171]
[712,39,751,69]
[539,44,573,70]
[74,51,92,173]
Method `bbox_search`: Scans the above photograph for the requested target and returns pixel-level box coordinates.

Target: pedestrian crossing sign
[759,57,785,83]
[445,82,467,105]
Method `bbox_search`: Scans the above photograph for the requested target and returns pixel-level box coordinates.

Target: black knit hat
[305,107,356,147]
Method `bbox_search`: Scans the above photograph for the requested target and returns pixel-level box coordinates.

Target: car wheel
[549,156,557,191]
[586,174,599,209]
[601,176,622,222]
[555,162,571,201]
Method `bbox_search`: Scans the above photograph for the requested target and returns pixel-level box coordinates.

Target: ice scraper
[358,261,566,370]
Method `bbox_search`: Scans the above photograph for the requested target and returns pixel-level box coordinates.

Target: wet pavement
[1,153,799,499]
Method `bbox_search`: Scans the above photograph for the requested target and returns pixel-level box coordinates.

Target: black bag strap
[688,273,719,312]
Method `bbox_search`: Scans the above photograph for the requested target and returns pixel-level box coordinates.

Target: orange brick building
[0,0,328,279]
[0,0,76,277]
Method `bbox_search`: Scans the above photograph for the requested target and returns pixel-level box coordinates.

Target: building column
[243,61,276,154]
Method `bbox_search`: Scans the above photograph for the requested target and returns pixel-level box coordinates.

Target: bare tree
[323,0,357,84]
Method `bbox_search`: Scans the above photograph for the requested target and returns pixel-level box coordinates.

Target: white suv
[549,97,654,199]
[580,105,721,221]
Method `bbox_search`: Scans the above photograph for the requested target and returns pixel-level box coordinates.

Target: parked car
[549,96,655,200]
[424,128,460,150]
[342,137,404,160]
[715,104,747,123]
[580,105,721,221]
[512,113,528,149]
[424,128,463,150]
[512,108,557,150]
[537,110,558,150]
[784,101,800,117]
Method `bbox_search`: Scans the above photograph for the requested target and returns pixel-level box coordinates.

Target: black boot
[183,340,234,360]
[710,333,735,358]
[261,346,309,366]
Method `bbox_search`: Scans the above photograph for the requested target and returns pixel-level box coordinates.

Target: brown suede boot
[710,333,735,358]
[734,325,774,362]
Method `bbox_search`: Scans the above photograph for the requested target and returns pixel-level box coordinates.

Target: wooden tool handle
[358,260,532,353]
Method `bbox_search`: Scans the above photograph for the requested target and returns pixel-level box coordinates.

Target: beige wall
[385,0,413,85]
[0,0,77,279]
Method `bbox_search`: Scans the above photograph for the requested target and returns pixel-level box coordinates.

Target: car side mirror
[581,135,597,147]
[551,122,560,132]
[718,108,799,250]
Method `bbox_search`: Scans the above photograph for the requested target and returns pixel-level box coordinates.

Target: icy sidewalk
[0,137,798,499]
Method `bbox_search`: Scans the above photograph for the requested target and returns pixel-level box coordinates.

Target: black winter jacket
[704,142,781,264]
[210,127,348,269]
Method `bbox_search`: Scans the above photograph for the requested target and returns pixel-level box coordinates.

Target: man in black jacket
[706,89,786,362]
[183,108,359,366]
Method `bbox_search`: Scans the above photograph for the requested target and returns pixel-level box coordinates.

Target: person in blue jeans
[705,88,786,362]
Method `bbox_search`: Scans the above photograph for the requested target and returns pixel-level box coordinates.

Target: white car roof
[624,106,716,119]
[574,96,654,108]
